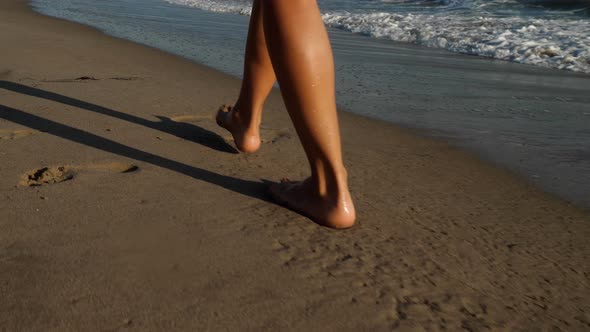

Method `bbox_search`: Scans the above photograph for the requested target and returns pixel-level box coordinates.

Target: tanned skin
[217,0,356,228]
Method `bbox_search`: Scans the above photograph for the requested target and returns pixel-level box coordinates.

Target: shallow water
[165,0,590,74]
[31,0,590,209]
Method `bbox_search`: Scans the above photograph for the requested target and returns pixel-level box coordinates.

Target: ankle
[234,100,262,129]
[310,161,350,197]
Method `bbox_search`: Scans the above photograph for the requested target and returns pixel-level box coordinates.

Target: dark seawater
[31,0,590,209]
[164,0,590,73]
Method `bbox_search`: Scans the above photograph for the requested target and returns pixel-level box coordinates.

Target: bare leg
[216,0,275,153]
[262,0,355,228]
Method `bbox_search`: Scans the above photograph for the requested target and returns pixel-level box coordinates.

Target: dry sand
[1,0,589,330]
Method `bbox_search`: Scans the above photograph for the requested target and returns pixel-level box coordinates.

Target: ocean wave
[164,0,590,73]
[164,0,252,15]
[322,12,590,73]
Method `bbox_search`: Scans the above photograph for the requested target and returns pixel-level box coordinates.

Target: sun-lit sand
[1,0,589,330]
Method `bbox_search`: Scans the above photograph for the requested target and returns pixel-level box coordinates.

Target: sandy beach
[1,0,589,330]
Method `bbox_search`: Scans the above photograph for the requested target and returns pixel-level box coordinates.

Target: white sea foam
[322,12,590,73]
[164,0,252,15]
[164,0,590,73]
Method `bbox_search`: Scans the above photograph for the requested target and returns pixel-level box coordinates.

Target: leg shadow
[0,104,268,201]
[0,80,237,154]
[154,115,236,153]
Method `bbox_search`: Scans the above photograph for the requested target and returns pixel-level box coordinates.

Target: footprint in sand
[0,129,41,140]
[242,202,506,330]
[20,162,138,187]
[0,70,12,79]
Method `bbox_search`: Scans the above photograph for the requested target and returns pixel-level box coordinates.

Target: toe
[216,105,231,127]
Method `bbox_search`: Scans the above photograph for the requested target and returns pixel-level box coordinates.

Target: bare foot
[269,178,356,229]
[216,105,261,153]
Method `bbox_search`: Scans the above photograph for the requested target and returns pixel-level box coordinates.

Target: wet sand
[1,0,589,330]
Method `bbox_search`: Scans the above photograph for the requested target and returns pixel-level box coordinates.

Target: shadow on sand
[0,81,272,201]
[0,80,237,154]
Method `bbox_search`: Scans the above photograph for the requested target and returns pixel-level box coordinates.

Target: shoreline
[1,0,589,330]
[29,0,590,210]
